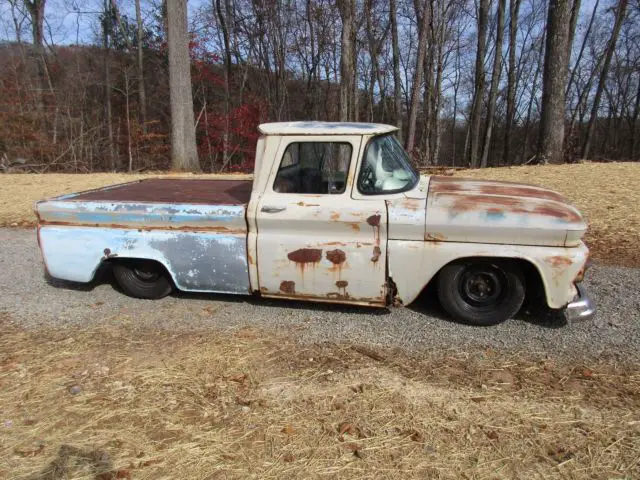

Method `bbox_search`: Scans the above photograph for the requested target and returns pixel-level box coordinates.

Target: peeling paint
[279,280,296,294]
[371,246,382,262]
[366,214,381,227]
[326,249,347,265]
[287,248,323,264]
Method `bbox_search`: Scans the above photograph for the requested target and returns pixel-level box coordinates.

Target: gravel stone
[1,228,638,362]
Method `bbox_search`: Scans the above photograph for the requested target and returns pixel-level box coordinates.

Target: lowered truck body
[36,122,594,325]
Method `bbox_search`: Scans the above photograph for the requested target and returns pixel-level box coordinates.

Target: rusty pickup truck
[35,122,594,325]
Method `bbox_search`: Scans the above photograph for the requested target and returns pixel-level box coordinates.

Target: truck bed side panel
[38,226,250,294]
[36,201,247,233]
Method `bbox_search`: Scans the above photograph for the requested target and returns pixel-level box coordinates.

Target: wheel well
[421,256,546,307]
[104,257,176,286]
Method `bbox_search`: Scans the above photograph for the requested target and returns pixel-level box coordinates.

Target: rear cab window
[273,142,352,194]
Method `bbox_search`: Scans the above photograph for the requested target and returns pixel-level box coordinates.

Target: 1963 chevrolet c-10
[35,122,594,326]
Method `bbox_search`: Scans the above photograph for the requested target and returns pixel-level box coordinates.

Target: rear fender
[38,226,250,294]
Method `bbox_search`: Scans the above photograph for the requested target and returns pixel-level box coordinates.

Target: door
[256,135,388,306]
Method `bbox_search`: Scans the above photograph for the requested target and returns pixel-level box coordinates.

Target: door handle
[261,205,287,213]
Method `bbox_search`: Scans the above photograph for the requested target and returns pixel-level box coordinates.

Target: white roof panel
[258,121,398,136]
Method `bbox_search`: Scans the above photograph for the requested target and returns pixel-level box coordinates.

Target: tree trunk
[103,0,115,169]
[537,0,572,165]
[405,0,431,155]
[503,0,521,165]
[466,0,488,167]
[167,0,200,171]
[481,0,506,168]
[24,0,46,114]
[567,0,581,62]
[390,0,403,138]
[566,0,599,99]
[215,0,232,168]
[629,74,640,159]
[338,0,356,121]
[135,0,147,128]
[581,0,628,160]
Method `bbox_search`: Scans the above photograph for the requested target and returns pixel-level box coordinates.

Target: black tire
[112,260,173,299]
[437,260,525,326]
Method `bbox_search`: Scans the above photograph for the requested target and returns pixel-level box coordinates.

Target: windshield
[357,134,419,195]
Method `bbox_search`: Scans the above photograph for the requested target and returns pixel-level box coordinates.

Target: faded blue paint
[485,210,506,221]
[37,200,247,232]
[39,226,250,294]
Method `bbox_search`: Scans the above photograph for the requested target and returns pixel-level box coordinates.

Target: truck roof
[258,121,398,136]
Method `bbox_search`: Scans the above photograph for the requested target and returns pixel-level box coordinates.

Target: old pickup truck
[35,122,594,326]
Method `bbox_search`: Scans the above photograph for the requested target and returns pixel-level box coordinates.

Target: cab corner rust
[279,280,296,294]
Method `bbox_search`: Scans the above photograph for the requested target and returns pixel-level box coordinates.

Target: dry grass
[0,313,638,479]
[0,162,638,265]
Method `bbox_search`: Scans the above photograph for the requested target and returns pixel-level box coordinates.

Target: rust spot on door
[247,252,255,265]
[336,280,348,288]
[330,211,341,221]
[326,249,346,265]
[371,246,382,262]
[296,201,320,207]
[349,223,360,232]
[287,248,322,264]
[279,280,296,294]
[367,214,381,227]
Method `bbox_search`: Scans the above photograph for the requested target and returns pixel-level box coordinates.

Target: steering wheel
[359,164,375,192]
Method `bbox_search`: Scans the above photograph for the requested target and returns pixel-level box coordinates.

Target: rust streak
[546,256,573,269]
[450,195,528,214]
[371,246,382,263]
[336,280,348,288]
[424,232,446,242]
[330,211,341,221]
[296,201,320,207]
[478,184,566,203]
[349,223,361,232]
[38,220,247,234]
[533,204,581,223]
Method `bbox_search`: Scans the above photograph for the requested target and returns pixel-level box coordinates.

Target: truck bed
[36,178,252,294]
[68,178,253,205]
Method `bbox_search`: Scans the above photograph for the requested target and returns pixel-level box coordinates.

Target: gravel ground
[1,228,638,362]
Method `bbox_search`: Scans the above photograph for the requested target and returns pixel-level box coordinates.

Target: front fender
[388,240,589,309]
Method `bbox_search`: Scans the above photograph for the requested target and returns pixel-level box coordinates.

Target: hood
[424,176,587,247]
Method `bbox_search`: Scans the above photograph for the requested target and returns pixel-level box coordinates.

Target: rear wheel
[437,260,525,326]
[112,260,173,299]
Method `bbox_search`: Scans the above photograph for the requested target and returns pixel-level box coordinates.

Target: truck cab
[36,122,594,326]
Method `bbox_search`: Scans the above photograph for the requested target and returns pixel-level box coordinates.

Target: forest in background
[0,0,639,173]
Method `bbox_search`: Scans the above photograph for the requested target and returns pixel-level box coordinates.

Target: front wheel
[112,260,174,299]
[437,260,525,326]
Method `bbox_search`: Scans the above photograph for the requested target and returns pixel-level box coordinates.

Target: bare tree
[537,0,572,164]
[167,0,200,171]
[390,0,403,137]
[466,0,488,167]
[406,0,431,155]
[338,0,356,121]
[503,0,521,164]
[481,0,506,167]
[581,0,629,159]
[135,0,147,128]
